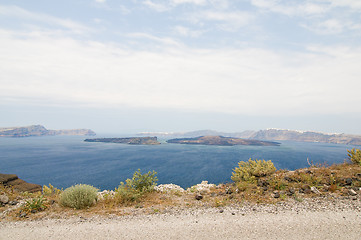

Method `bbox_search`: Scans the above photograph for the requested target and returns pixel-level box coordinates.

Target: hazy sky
[1,0,361,134]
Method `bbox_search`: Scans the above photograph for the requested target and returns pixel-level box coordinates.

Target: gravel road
[1,207,360,240]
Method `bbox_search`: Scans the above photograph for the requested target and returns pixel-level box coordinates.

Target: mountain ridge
[0,125,96,137]
[139,129,361,145]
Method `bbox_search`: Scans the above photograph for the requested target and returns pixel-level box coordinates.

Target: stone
[0,194,9,204]
[284,176,293,182]
[345,178,353,186]
[19,211,27,218]
[301,185,311,194]
[349,189,357,196]
[188,181,216,193]
[257,179,269,187]
[8,200,18,205]
[273,191,280,198]
[219,209,224,213]
[195,194,203,200]
[311,186,321,194]
[288,188,295,196]
[225,187,233,194]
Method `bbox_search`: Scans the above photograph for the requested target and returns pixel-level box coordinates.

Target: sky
[1,0,361,134]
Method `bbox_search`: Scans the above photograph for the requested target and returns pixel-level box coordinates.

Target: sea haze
[0,135,355,190]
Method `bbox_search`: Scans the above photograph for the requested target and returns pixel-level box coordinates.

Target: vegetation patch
[60,184,98,209]
[231,158,276,183]
[348,148,361,165]
[115,169,158,205]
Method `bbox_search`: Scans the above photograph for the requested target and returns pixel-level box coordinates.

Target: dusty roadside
[1,207,360,240]
[1,196,361,240]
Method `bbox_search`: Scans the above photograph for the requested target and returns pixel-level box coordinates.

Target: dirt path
[1,208,360,240]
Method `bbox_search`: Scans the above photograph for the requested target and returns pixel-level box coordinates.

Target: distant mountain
[139,129,361,145]
[0,125,96,137]
[167,136,280,146]
[84,137,160,145]
[248,129,361,145]
[138,129,255,138]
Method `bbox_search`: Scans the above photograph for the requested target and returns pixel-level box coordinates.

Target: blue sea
[0,135,356,190]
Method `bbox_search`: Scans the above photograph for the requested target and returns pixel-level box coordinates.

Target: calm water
[0,135,355,190]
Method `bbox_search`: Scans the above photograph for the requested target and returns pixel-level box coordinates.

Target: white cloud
[126,32,183,47]
[188,10,254,31]
[142,0,170,12]
[172,0,207,5]
[0,5,91,34]
[173,26,204,37]
[95,0,106,3]
[251,0,328,16]
[1,28,360,116]
[325,0,361,10]
[302,18,361,34]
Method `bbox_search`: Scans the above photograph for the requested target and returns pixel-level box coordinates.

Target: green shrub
[60,184,98,209]
[24,195,46,213]
[125,169,158,192]
[347,148,361,165]
[115,169,158,204]
[231,158,276,183]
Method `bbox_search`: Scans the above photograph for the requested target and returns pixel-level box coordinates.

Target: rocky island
[0,125,96,137]
[84,137,160,145]
[166,136,280,146]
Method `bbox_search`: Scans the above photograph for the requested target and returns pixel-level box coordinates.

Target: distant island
[84,137,160,145]
[0,125,96,137]
[140,129,361,146]
[166,136,280,146]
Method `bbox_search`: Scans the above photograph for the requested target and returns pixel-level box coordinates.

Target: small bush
[125,169,158,193]
[60,184,98,209]
[231,158,276,183]
[43,184,62,196]
[347,148,361,165]
[24,195,46,213]
[116,169,158,204]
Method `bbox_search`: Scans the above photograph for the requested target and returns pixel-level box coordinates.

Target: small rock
[225,188,233,194]
[8,200,18,205]
[311,186,321,194]
[257,179,268,187]
[19,211,27,218]
[273,192,280,198]
[301,185,311,194]
[0,194,9,204]
[195,194,203,200]
[231,212,235,215]
[349,189,357,196]
[219,209,224,213]
[284,176,293,182]
[288,188,295,196]
[345,178,353,186]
